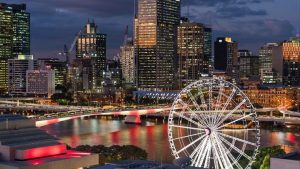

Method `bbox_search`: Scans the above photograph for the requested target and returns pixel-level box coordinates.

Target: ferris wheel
[168,78,260,169]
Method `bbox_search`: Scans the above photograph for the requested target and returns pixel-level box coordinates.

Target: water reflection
[41,118,300,162]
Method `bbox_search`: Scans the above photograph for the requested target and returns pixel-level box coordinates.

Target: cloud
[16,0,135,18]
[182,0,273,7]
[216,6,267,18]
[212,19,294,53]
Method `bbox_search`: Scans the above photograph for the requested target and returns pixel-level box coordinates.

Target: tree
[259,154,270,169]
[252,146,285,169]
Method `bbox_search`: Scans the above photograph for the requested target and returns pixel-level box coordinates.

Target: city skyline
[1,0,299,59]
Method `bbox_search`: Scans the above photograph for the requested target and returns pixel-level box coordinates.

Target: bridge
[33,106,300,127]
[0,98,299,127]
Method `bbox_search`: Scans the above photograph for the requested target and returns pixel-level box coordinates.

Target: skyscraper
[177,19,209,89]
[136,0,180,91]
[282,36,300,86]
[8,55,37,95]
[259,43,282,84]
[38,58,67,87]
[214,37,238,76]
[0,3,30,93]
[76,20,106,91]
[238,50,259,78]
[120,28,135,85]
[204,27,213,75]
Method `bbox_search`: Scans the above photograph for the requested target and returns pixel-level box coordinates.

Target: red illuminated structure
[0,115,98,169]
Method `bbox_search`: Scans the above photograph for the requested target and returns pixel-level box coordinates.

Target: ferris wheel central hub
[204,128,211,136]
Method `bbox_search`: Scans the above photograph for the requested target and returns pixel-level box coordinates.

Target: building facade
[282,36,300,86]
[38,58,67,87]
[26,69,55,97]
[120,30,135,85]
[76,20,106,91]
[136,0,180,91]
[177,20,206,89]
[0,3,30,93]
[204,27,213,75]
[244,87,298,108]
[259,43,282,84]
[8,55,36,95]
[238,50,259,78]
[214,37,238,75]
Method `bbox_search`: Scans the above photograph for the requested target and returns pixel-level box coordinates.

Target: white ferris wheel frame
[168,78,260,169]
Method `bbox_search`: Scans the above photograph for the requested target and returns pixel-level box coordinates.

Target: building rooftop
[0,115,99,169]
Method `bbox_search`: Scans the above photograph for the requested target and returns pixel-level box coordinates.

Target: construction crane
[63,30,82,65]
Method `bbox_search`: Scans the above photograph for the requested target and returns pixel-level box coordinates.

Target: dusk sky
[2,0,300,59]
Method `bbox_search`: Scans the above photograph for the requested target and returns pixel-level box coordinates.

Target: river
[41,118,300,162]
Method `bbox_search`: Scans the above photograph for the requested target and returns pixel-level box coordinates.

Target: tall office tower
[0,3,30,93]
[238,50,259,78]
[177,20,207,89]
[76,20,106,91]
[259,43,283,84]
[214,37,238,76]
[204,27,213,75]
[8,55,37,95]
[136,0,180,91]
[38,58,67,87]
[120,29,135,85]
[282,36,300,86]
[72,58,97,92]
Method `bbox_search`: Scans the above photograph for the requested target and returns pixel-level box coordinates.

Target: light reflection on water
[41,118,300,162]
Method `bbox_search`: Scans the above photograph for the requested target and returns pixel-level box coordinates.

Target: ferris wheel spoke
[218,132,257,147]
[173,111,205,128]
[190,136,208,159]
[218,134,253,161]
[170,124,204,131]
[222,88,236,111]
[211,136,226,169]
[187,91,201,110]
[215,82,224,111]
[212,83,225,125]
[178,99,210,126]
[217,112,255,129]
[203,140,212,168]
[218,139,243,169]
[196,87,206,107]
[172,132,204,141]
[214,88,237,125]
[217,128,258,132]
[186,91,210,125]
[196,138,211,167]
[208,83,212,110]
[216,99,246,127]
[213,134,234,169]
[211,141,220,169]
[177,134,207,154]
[191,137,209,166]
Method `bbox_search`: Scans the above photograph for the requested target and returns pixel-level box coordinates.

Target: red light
[16,144,67,160]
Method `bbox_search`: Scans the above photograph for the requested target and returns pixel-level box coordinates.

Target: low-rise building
[26,69,55,98]
[244,87,298,108]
